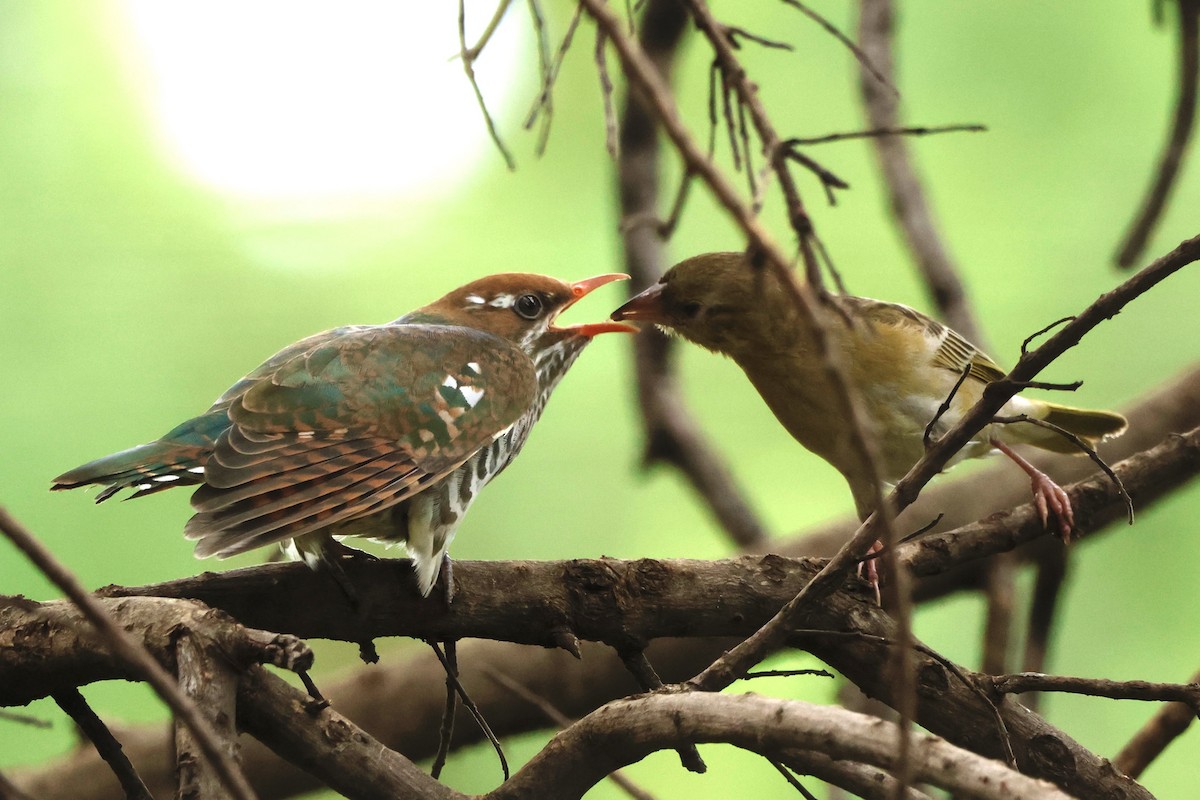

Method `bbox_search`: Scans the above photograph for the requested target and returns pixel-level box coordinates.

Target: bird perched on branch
[54,273,634,598]
[611,251,1126,543]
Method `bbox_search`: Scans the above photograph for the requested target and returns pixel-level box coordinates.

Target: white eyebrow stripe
[465,294,485,305]
[489,294,514,308]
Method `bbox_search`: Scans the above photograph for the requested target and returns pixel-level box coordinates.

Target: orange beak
[554,273,639,337]
[609,282,668,325]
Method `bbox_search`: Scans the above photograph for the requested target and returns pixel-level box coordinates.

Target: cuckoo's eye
[514,293,545,320]
[679,301,702,319]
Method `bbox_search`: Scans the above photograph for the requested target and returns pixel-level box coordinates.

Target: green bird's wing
[846,296,1006,384]
[186,323,536,557]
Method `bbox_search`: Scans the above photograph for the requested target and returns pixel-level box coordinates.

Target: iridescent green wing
[186,324,536,557]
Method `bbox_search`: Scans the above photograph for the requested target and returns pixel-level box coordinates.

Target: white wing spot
[297,431,316,439]
[461,386,485,408]
[153,474,180,483]
[187,466,206,474]
[442,374,459,389]
[467,361,481,374]
[135,482,152,491]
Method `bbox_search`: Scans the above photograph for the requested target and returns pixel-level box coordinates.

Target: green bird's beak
[609,281,667,325]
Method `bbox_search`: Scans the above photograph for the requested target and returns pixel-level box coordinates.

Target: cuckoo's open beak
[553,273,638,337]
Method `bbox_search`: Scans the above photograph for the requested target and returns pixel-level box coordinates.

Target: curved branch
[488,693,1073,800]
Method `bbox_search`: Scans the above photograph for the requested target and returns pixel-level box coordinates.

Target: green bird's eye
[514,293,544,320]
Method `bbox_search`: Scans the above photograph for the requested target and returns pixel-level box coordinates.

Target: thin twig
[463,0,516,59]
[780,139,850,204]
[596,26,620,158]
[429,641,510,780]
[1114,668,1200,778]
[458,0,517,169]
[431,640,459,780]
[768,759,820,799]
[783,0,894,93]
[0,507,256,800]
[1021,316,1075,356]
[788,124,987,146]
[52,688,152,800]
[923,361,973,449]
[0,709,51,729]
[723,25,794,51]
[524,0,553,153]
[992,413,1135,523]
[1116,0,1200,267]
[524,4,585,154]
[744,668,835,680]
[991,673,1200,711]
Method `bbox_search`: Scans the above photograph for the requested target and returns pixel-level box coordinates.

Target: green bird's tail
[1011,401,1128,454]
[51,412,227,502]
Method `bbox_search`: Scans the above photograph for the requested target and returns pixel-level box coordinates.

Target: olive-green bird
[54,273,634,597]
[611,252,1126,539]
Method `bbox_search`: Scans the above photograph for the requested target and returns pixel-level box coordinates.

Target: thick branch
[85,418,1196,657]
[236,665,462,800]
[175,630,241,799]
[0,596,312,707]
[488,693,1073,800]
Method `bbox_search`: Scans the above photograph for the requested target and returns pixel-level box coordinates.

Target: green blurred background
[2,1,1199,797]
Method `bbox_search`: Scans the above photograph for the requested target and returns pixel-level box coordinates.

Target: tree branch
[488,693,1074,800]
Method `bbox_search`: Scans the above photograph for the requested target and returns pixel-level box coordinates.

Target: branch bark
[489,693,1074,800]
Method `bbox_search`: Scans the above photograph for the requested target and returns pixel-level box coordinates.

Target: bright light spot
[116,1,525,204]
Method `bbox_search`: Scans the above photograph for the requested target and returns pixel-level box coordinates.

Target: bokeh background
[3,1,1199,797]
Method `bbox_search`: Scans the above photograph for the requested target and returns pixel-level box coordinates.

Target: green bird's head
[610,252,790,356]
